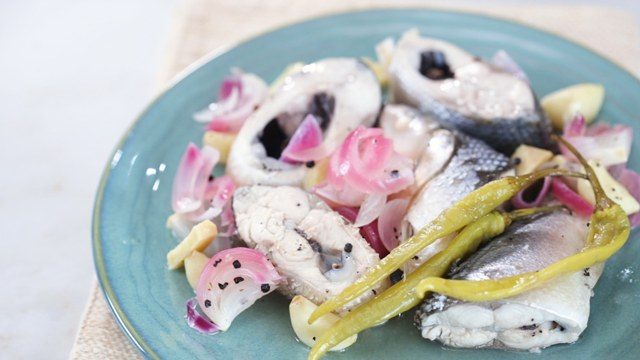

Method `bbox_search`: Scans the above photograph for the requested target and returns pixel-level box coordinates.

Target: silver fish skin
[416,211,600,351]
[388,29,555,154]
[404,129,512,272]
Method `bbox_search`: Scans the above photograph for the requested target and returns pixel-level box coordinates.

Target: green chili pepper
[415,136,630,303]
[307,207,561,360]
[309,168,585,324]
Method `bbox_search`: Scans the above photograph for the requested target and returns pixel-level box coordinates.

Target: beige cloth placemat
[70,1,640,359]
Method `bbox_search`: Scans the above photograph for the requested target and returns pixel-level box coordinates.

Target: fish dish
[163,29,639,359]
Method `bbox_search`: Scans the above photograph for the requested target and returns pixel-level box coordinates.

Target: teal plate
[94,9,640,360]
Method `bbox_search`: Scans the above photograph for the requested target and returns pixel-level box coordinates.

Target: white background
[0,1,637,359]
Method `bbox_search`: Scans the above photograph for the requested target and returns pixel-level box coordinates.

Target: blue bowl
[93,9,640,359]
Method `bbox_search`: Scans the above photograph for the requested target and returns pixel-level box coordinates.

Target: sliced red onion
[285,144,334,163]
[360,220,387,257]
[491,50,529,84]
[335,206,358,223]
[172,144,220,221]
[185,298,220,334]
[335,206,388,257]
[350,129,394,175]
[561,115,633,166]
[609,165,640,227]
[190,207,222,223]
[354,194,387,227]
[201,205,235,256]
[205,175,235,210]
[218,202,237,237]
[551,179,594,217]
[328,126,414,195]
[196,248,281,331]
[313,182,367,207]
[194,70,268,133]
[377,198,409,252]
[564,114,586,136]
[512,177,552,209]
[280,114,325,163]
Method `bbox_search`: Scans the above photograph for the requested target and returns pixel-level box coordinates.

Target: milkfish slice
[379,105,512,273]
[416,211,599,351]
[388,29,555,154]
[232,185,385,310]
[227,58,381,186]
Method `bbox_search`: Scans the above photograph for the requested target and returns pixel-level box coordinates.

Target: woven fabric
[71,1,640,359]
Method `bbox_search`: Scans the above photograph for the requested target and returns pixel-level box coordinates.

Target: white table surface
[0,1,638,359]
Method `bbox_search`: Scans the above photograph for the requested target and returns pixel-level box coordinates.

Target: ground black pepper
[233,260,241,269]
[261,284,270,293]
[390,269,404,284]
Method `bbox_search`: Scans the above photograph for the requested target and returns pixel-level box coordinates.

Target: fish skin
[448,211,584,281]
[423,97,557,155]
[388,30,556,155]
[416,211,600,350]
[232,185,385,310]
[227,58,381,187]
[405,130,512,272]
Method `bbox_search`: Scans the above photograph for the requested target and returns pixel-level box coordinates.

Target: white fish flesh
[227,58,381,186]
[416,211,600,351]
[388,29,555,154]
[232,185,385,310]
[380,105,512,272]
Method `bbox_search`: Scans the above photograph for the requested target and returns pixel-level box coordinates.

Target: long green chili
[308,207,561,360]
[415,136,631,302]
[309,168,585,323]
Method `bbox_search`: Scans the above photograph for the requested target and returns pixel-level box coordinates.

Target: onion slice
[196,248,281,331]
[185,298,220,334]
[280,114,326,163]
[377,198,409,252]
[172,143,220,220]
[561,115,633,166]
[511,177,552,209]
[313,182,367,208]
[205,175,235,210]
[609,165,640,227]
[194,70,268,133]
[354,194,387,227]
[171,143,236,228]
[335,207,388,257]
[328,126,414,195]
[219,202,237,237]
[550,178,594,217]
